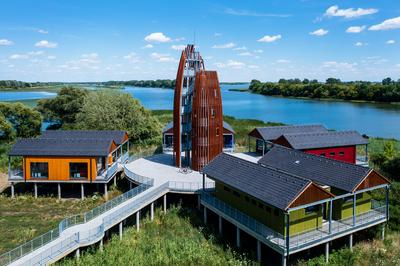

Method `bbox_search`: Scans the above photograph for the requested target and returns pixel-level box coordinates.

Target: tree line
[103,79,176,89]
[249,78,400,102]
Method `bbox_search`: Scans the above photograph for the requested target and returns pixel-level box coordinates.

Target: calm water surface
[1,85,400,139]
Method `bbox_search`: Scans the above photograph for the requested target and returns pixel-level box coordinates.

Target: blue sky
[0,0,399,82]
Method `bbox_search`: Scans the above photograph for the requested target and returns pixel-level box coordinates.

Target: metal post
[113,176,116,187]
[382,226,385,240]
[285,213,290,258]
[218,215,223,235]
[11,183,14,198]
[203,207,207,224]
[34,183,37,198]
[353,194,356,226]
[262,141,265,156]
[202,173,205,191]
[236,227,240,248]
[99,238,103,252]
[257,240,262,262]
[150,202,154,221]
[75,248,80,259]
[197,194,201,210]
[386,185,389,220]
[329,200,333,234]
[163,194,167,213]
[325,242,329,263]
[119,222,123,240]
[58,183,61,199]
[248,136,250,152]
[129,181,132,190]
[81,183,84,200]
[104,184,108,200]
[136,211,140,232]
[282,255,286,266]
[349,234,353,252]
[8,156,11,179]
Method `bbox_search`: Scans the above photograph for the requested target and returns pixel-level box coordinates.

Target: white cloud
[0,39,14,46]
[257,34,282,43]
[47,55,56,60]
[212,42,236,49]
[386,40,396,44]
[248,65,260,69]
[35,40,58,48]
[324,5,378,19]
[214,60,245,69]
[9,54,29,59]
[174,37,185,42]
[144,32,171,43]
[224,8,291,18]
[238,52,252,56]
[369,17,400,31]
[214,33,222,37]
[355,42,364,46]
[61,53,101,70]
[123,52,140,63]
[233,46,247,51]
[171,44,186,50]
[277,59,290,63]
[38,29,48,34]
[346,26,366,33]
[253,49,263,53]
[28,51,44,56]
[142,44,153,49]
[80,53,100,63]
[150,52,176,62]
[309,29,329,36]
[323,61,357,71]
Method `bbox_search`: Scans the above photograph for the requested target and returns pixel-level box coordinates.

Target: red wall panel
[304,146,356,164]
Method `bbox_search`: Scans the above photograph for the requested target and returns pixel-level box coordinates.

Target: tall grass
[59,206,255,266]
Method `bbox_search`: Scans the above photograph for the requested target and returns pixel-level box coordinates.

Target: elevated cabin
[162,121,235,153]
[273,131,368,165]
[8,130,129,198]
[248,125,327,155]
[201,148,389,261]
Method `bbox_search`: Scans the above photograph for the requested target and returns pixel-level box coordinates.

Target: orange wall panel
[25,156,98,181]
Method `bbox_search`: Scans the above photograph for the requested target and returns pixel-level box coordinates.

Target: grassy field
[58,206,254,266]
[0,195,107,254]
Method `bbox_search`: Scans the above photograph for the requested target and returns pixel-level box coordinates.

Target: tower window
[211,108,215,117]
[216,127,220,136]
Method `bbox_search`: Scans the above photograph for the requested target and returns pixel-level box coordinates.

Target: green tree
[0,102,41,139]
[75,90,161,145]
[383,141,396,159]
[36,87,88,128]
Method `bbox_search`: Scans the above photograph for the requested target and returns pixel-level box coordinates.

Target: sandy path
[0,172,9,193]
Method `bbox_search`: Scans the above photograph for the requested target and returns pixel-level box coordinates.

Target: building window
[223,186,231,192]
[339,151,344,156]
[265,206,271,213]
[70,163,88,179]
[233,190,240,198]
[30,162,48,178]
[330,152,335,157]
[216,127,220,136]
[320,153,326,157]
[305,205,319,214]
[274,209,279,216]
[214,89,217,98]
[211,108,215,118]
[258,202,264,209]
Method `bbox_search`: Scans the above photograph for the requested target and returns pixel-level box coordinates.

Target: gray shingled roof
[9,138,114,157]
[162,121,235,133]
[203,153,312,210]
[251,125,327,141]
[278,131,368,150]
[258,145,371,192]
[41,130,127,145]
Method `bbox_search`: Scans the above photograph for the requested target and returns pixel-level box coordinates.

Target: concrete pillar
[218,215,223,235]
[99,238,103,252]
[136,211,140,232]
[349,234,353,252]
[114,176,117,187]
[119,222,123,240]
[150,202,154,221]
[257,240,262,262]
[57,183,61,199]
[11,183,14,198]
[382,226,385,240]
[129,182,132,190]
[75,248,80,259]
[236,227,241,248]
[163,194,167,213]
[203,207,207,224]
[281,255,286,266]
[104,184,108,200]
[81,183,85,200]
[325,242,329,263]
[34,183,38,198]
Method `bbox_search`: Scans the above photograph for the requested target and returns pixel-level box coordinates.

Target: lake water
[1,85,400,139]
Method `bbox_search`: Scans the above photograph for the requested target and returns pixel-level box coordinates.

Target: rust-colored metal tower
[173,45,223,171]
